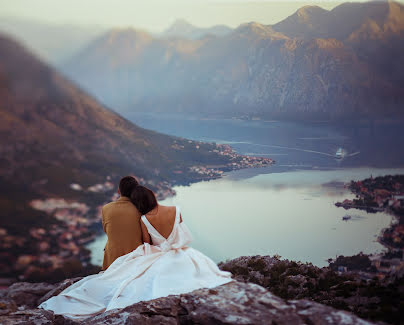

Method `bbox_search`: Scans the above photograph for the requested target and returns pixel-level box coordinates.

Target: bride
[39,185,233,319]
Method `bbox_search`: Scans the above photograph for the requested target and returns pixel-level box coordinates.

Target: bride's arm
[140,219,151,244]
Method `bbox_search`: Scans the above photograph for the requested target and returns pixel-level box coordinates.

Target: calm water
[87,114,404,267]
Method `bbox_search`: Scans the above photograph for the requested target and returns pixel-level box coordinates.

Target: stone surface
[37,278,82,306]
[7,282,56,307]
[0,279,376,325]
[0,297,17,316]
[0,309,55,325]
[218,255,403,324]
[83,281,375,325]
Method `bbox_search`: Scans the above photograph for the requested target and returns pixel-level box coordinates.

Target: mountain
[0,33,232,235]
[162,19,233,40]
[61,27,205,111]
[61,1,404,120]
[273,1,404,40]
[0,17,105,64]
[273,0,404,93]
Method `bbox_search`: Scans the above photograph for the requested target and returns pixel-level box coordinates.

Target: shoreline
[0,143,274,285]
[333,175,404,279]
[2,155,403,286]
[88,167,402,269]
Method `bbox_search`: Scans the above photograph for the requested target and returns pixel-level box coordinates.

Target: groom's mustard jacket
[102,196,142,270]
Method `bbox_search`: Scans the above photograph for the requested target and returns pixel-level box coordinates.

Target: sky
[1,0,402,32]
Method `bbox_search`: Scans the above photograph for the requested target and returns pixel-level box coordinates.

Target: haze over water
[88,114,404,267]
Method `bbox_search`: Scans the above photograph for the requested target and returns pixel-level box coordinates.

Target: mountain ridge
[60,1,404,120]
[0,33,235,235]
[273,0,404,40]
[161,18,233,40]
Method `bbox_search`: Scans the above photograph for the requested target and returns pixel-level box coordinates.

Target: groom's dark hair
[119,176,139,197]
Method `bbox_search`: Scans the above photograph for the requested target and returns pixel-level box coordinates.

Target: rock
[0,309,55,324]
[289,300,372,325]
[287,274,307,284]
[83,281,373,325]
[86,295,181,325]
[0,278,377,324]
[38,278,82,306]
[218,255,404,324]
[7,282,56,307]
[0,297,17,316]
[218,255,324,297]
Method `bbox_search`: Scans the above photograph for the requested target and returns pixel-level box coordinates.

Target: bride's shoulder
[162,205,177,214]
[158,204,177,210]
[158,205,178,218]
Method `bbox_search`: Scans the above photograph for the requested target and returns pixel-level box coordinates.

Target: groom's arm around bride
[102,176,143,270]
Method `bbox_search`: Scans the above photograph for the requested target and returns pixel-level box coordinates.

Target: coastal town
[186,143,274,179]
[0,142,274,285]
[334,175,404,280]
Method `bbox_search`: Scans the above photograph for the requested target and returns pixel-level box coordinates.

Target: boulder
[0,279,375,324]
[38,277,82,306]
[83,281,374,325]
[0,309,55,325]
[0,297,17,316]
[7,282,56,307]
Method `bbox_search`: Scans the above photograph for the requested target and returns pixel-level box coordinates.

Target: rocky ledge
[219,255,403,324]
[0,277,374,324]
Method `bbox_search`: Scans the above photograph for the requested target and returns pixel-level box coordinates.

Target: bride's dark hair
[130,185,158,215]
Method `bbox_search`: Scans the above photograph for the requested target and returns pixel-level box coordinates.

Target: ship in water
[335,147,347,160]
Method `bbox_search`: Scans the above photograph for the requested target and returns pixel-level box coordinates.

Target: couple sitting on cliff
[39,176,232,319]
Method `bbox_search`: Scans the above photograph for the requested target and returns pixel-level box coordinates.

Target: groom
[102,176,143,270]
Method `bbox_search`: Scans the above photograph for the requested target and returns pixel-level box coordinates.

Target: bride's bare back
[140,205,180,244]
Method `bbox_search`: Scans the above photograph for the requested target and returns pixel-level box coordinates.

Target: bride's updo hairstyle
[130,185,158,215]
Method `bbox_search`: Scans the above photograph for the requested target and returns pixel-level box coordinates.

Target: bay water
[87,114,404,266]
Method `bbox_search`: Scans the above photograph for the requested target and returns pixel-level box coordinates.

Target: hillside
[0,32,234,200]
[0,34,258,282]
[61,1,404,120]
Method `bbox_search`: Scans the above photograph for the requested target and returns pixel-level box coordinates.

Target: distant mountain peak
[234,22,288,41]
[162,19,232,40]
[272,5,329,39]
[237,21,268,31]
[274,0,404,40]
[163,19,198,38]
[104,27,153,43]
[169,19,194,29]
[67,27,155,65]
[296,5,328,19]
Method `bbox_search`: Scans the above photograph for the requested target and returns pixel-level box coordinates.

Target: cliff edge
[0,276,374,324]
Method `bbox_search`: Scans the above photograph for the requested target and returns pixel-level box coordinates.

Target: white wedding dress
[39,206,232,319]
